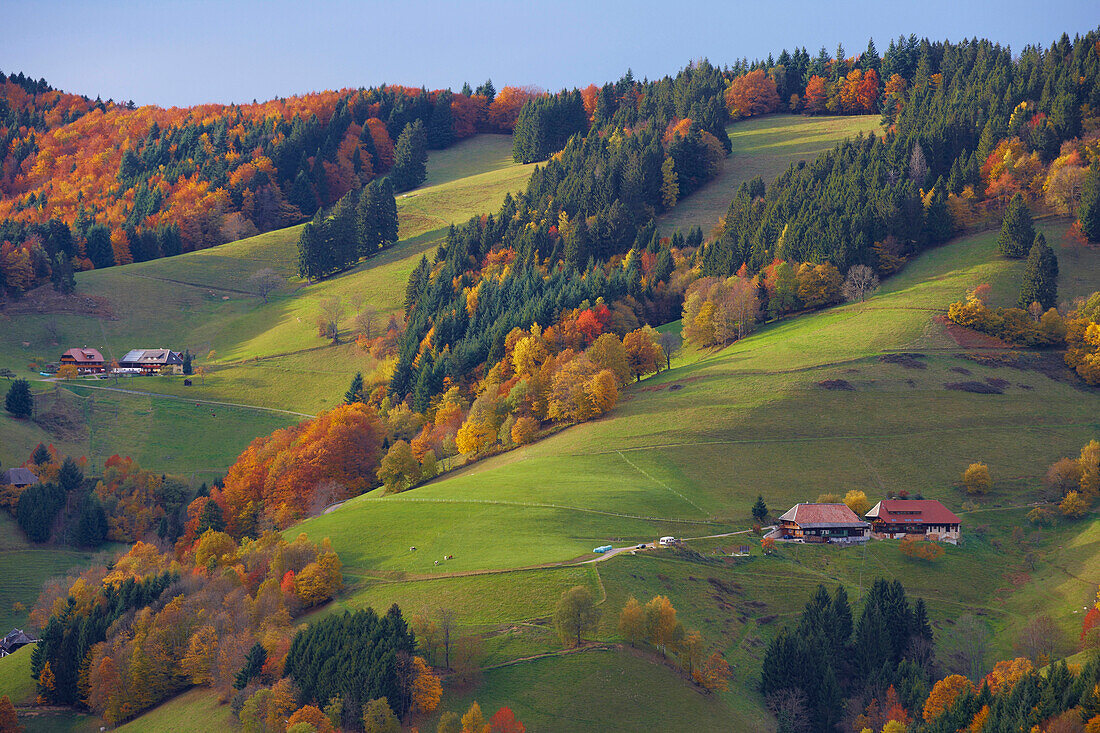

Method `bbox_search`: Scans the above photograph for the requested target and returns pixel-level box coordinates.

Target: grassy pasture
[657,114,881,237]
[0,643,36,705]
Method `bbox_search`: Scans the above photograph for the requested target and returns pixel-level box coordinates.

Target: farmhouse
[119,348,185,375]
[0,467,38,488]
[865,499,962,543]
[0,628,37,657]
[775,503,870,544]
[59,347,105,374]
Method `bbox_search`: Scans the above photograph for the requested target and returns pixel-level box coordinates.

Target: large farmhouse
[775,503,870,544]
[119,348,185,375]
[865,499,962,544]
[59,347,105,374]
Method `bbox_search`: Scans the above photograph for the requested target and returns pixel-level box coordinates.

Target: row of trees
[0,73,540,295]
[297,176,399,280]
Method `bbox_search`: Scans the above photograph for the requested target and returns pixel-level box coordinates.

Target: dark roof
[120,349,183,366]
[61,347,104,363]
[778,503,870,529]
[1,467,37,486]
[865,499,961,525]
[0,628,36,650]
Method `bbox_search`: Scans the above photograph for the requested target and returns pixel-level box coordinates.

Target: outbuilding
[0,467,37,488]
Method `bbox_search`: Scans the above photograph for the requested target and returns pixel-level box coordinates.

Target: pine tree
[1018,232,1059,309]
[751,495,768,523]
[197,499,225,535]
[234,643,266,689]
[391,120,428,192]
[182,350,193,375]
[75,494,108,548]
[58,457,83,492]
[378,178,399,244]
[31,443,50,465]
[345,372,365,404]
[997,193,1035,258]
[405,256,430,317]
[1080,165,1100,243]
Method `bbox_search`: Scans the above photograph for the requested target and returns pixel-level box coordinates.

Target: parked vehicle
[659,536,676,546]
[593,544,613,554]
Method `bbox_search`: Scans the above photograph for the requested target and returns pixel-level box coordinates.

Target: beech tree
[842,264,879,302]
[554,585,599,647]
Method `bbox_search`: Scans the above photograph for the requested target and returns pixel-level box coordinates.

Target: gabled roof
[778,503,869,528]
[0,628,36,649]
[120,349,183,365]
[61,347,103,363]
[1,467,38,487]
[865,499,961,525]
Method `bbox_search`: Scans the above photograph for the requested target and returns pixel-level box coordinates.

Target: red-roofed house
[865,499,961,544]
[775,503,870,544]
[59,347,105,374]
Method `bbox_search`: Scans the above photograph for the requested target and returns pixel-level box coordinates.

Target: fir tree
[390,120,427,192]
[1080,165,1100,243]
[58,457,83,492]
[751,495,768,523]
[197,499,225,535]
[234,643,267,689]
[345,372,365,404]
[75,494,108,548]
[31,443,50,465]
[1018,232,1058,309]
[182,350,192,375]
[997,193,1035,259]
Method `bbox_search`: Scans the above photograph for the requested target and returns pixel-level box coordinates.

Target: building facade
[865,499,962,544]
[775,503,870,544]
[59,347,105,374]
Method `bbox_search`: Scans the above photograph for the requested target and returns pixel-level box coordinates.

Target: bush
[963,463,991,495]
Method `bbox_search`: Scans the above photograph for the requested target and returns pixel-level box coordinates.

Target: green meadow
[2,118,1099,732]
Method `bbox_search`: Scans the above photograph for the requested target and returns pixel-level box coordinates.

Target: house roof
[120,349,182,365]
[778,503,869,528]
[61,347,103,363]
[865,499,961,525]
[1,628,36,649]
[1,467,38,486]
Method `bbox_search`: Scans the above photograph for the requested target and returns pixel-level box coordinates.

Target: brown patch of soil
[879,353,927,369]
[817,379,855,391]
[944,381,1004,394]
[935,315,1011,348]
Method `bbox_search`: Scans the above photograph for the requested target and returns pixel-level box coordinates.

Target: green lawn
[0,643,36,705]
[657,114,881,237]
[114,689,235,733]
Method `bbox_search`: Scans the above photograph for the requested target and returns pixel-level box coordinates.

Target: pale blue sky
[3,0,1097,107]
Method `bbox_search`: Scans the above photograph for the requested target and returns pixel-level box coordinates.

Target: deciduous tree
[555,586,599,647]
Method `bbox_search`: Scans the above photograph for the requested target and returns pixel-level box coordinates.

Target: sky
[3,0,1098,108]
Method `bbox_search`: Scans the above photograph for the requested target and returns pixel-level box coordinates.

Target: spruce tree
[31,443,50,465]
[751,495,768,523]
[182,350,193,375]
[58,457,83,492]
[997,193,1035,258]
[234,643,267,689]
[1018,232,1059,309]
[1080,165,1100,243]
[405,256,430,316]
[345,372,365,404]
[390,120,427,192]
[378,178,399,244]
[75,495,108,548]
[197,499,225,535]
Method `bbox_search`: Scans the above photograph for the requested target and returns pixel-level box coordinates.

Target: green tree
[197,499,225,535]
[5,378,32,419]
[661,156,679,209]
[75,494,108,548]
[1079,165,1100,243]
[182,350,193,375]
[554,585,600,647]
[58,457,83,492]
[234,643,267,689]
[436,711,461,733]
[361,698,400,733]
[377,440,421,493]
[997,193,1035,259]
[1018,232,1059,309]
[31,443,50,465]
[391,120,428,192]
[751,495,768,523]
[345,372,365,404]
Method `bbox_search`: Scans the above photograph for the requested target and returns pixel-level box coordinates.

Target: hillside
[282,217,1100,729]
[4,112,1099,731]
[0,134,532,476]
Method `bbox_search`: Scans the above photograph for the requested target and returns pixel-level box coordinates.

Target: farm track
[50,381,317,418]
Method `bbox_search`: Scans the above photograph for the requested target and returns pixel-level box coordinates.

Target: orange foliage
[221,402,385,534]
[981,657,1033,695]
[487,86,543,132]
[724,70,780,119]
[803,76,829,114]
[923,674,975,721]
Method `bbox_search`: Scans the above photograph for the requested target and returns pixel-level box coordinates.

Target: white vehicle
[658,536,676,546]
